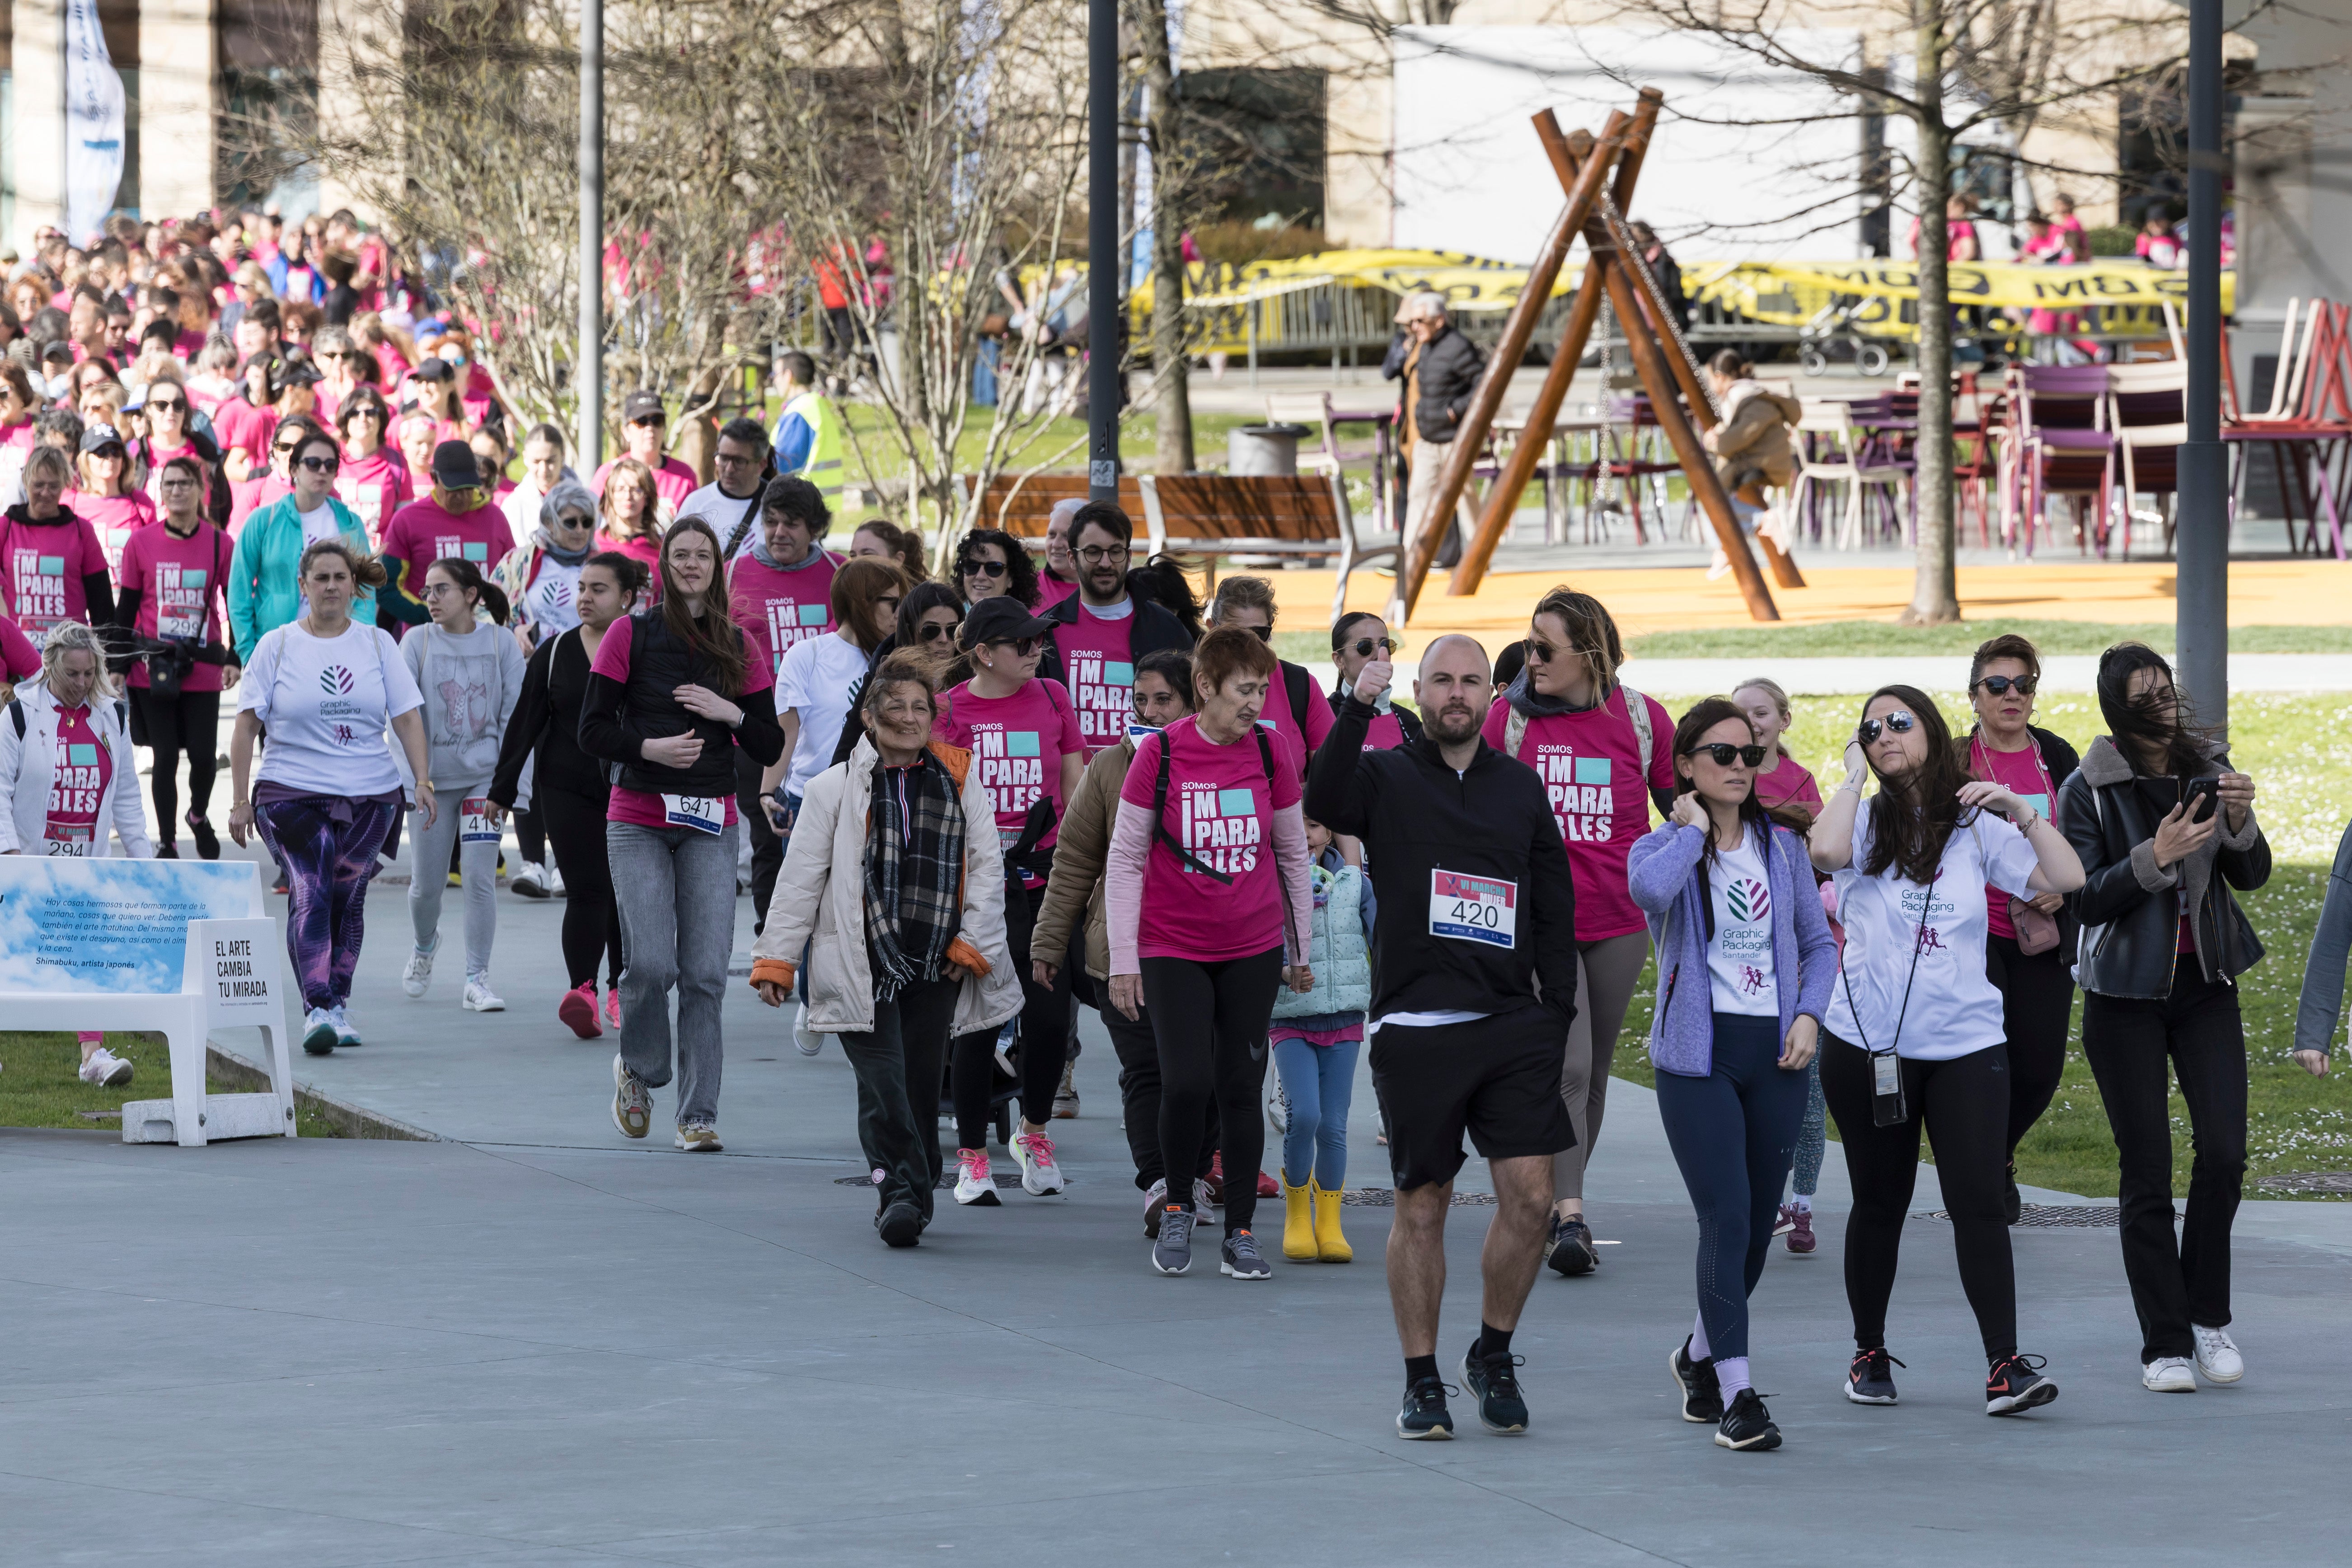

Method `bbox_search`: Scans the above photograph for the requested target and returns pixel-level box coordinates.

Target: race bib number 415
[1430,869,1517,948]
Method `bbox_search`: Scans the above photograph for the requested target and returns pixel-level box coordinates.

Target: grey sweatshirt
[2295,819,2352,1056]
[398,620,529,790]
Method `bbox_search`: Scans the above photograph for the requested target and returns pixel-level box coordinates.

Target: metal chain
[1598,192,1724,422]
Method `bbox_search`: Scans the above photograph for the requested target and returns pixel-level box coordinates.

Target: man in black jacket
[1306,633,1578,1443]
[1382,293,1486,571]
[1035,500,1193,756]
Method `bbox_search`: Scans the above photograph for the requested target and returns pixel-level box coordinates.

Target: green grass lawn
[0,1032,339,1137]
[1627,620,2352,660]
[1608,690,2352,1198]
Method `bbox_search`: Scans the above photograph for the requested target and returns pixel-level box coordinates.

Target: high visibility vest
[783,391,844,504]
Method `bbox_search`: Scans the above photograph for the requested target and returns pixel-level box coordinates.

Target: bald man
[1306,632,1579,1442]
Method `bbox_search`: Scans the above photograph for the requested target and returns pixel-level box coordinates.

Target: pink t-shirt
[211,397,278,528]
[1754,753,1824,819]
[334,446,411,544]
[118,521,234,692]
[587,613,774,829]
[935,677,1086,884]
[372,342,413,387]
[0,511,108,641]
[1050,601,1139,757]
[1968,734,2058,941]
[140,439,212,519]
[1036,572,1080,609]
[728,549,842,680]
[594,455,698,514]
[67,490,158,576]
[596,529,664,597]
[1119,715,1305,962]
[1347,697,1409,752]
[42,703,112,854]
[1480,688,1677,941]
[380,496,513,601]
[0,613,41,680]
[1258,660,1335,782]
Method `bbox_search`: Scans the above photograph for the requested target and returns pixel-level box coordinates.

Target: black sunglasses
[987,635,1041,657]
[1972,674,2037,696]
[915,621,958,642]
[1689,742,1768,768]
[145,396,185,412]
[1858,711,1918,744]
[297,454,340,473]
[1344,637,1395,659]
[1241,625,1273,644]
[961,558,1009,578]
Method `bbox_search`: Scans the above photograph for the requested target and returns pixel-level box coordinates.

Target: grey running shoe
[1220,1229,1272,1280]
[1142,1178,1168,1238]
[1460,1340,1529,1433]
[1546,1214,1598,1276]
[1152,1206,1196,1275]
[1397,1376,1455,1440]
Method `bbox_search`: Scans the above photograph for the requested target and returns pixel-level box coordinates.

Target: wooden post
[1395,111,1630,623]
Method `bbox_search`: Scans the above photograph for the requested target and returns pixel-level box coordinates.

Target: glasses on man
[297,454,340,474]
[1972,674,2037,696]
[961,558,1010,579]
[1344,637,1395,659]
[1689,743,1767,768]
[159,476,199,491]
[1076,543,1127,566]
[1857,711,1917,744]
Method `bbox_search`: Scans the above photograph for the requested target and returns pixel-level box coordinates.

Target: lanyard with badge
[1839,869,1936,1126]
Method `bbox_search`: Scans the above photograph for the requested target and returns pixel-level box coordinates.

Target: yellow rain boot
[1312,1179,1353,1263]
[1283,1175,1319,1261]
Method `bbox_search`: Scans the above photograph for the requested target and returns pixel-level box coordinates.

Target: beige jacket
[1709,380,1804,489]
[1030,735,1133,982]
[749,735,1022,1037]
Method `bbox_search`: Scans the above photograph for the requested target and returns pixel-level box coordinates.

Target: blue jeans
[607,818,741,1127]
[1273,1034,1359,1190]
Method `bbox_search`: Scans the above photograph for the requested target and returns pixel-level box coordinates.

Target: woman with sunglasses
[1961,634,2083,1223]
[934,595,1087,1203]
[228,430,374,661]
[309,326,365,426]
[332,388,409,545]
[131,373,232,529]
[1330,611,1420,749]
[954,527,1039,609]
[1633,698,1836,1452]
[68,422,157,576]
[1812,686,2083,1416]
[1208,576,1331,782]
[215,353,282,529]
[1483,585,1676,1278]
[2061,646,2268,1395]
[113,455,235,858]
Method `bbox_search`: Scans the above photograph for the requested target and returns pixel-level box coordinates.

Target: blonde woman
[595,457,663,590]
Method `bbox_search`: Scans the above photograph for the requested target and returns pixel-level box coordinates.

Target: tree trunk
[1136,0,1193,477]
[1899,21,1961,627]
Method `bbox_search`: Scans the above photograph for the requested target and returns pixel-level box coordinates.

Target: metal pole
[2177,0,2227,731]
[577,0,604,470]
[1087,0,1120,502]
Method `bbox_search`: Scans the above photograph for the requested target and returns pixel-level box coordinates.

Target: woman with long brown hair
[579,517,785,1153]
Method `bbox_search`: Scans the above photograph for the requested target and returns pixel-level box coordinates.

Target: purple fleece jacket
[1627,819,1838,1077]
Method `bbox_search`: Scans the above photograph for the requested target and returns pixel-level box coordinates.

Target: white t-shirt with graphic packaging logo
[1706,829,1780,1016]
[239,619,425,797]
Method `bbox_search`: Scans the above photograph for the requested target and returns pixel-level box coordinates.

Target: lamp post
[1087,0,1120,502]
[577,0,604,470]
[2176,0,2227,730]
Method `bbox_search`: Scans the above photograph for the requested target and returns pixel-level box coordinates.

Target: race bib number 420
[662,793,725,836]
[1430,869,1517,948]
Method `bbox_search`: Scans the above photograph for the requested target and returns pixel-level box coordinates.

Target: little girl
[1271,817,1374,1264]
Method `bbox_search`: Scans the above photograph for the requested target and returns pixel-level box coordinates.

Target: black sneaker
[876,1199,922,1249]
[1845,1347,1903,1405]
[1545,1214,1598,1277]
[186,810,220,861]
[1715,1388,1782,1451]
[1459,1341,1529,1434]
[2005,1161,2024,1225]
[1396,1375,1457,1440]
[1670,1336,1724,1423]
[1219,1229,1272,1280]
[1986,1353,2058,1416]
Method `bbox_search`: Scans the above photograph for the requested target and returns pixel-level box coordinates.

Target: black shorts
[1370,1004,1577,1192]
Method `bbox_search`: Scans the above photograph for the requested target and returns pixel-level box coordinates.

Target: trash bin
[1228,423,1307,477]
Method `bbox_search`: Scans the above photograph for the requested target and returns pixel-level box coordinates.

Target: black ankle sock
[1405,1354,1440,1388]
[1477,1322,1514,1360]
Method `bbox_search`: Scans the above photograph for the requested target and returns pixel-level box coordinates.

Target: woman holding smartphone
[2059,644,2268,1395]
[1811,686,2083,1418]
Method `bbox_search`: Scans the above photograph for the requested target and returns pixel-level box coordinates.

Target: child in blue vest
[1273,816,1376,1263]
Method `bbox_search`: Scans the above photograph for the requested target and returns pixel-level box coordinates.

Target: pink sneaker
[604,987,623,1031]
[1785,1206,1817,1254]
[558,984,602,1039]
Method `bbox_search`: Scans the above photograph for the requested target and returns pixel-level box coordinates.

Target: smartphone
[2183,776,2220,822]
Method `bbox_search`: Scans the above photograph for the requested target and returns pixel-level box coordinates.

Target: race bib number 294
[1430,869,1517,948]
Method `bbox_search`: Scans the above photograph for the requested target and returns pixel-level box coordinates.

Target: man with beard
[1036,500,1193,759]
[1305,634,1579,1444]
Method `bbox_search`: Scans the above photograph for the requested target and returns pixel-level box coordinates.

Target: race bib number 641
[1430,869,1517,948]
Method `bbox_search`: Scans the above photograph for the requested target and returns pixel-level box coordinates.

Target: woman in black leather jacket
[2056,644,2268,1395]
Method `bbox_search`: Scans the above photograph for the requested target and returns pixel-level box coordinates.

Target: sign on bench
[0,859,295,1147]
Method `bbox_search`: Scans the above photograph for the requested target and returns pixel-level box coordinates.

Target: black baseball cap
[622,389,665,424]
[431,439,484,489]
[79,422,125,454]
[957,596,1054,651]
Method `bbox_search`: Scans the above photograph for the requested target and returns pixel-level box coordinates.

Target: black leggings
[132,687,221,841]
[950,876,1072,1150]
[1819,1033,2018,1360]
[1986,932,2076,1157]
[539,785,623,991]
[514,803,547,865]
[1142,946,1284,1233]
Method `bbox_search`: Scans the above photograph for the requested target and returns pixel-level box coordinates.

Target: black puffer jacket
[2058,735,2269,999]
[1381,324,1486,447]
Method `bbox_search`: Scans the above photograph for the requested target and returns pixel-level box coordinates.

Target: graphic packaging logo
[320,665,356,695]
[1726,878,1769,922]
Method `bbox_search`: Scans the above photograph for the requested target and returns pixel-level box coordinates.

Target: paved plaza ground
[6,870,2351,1566]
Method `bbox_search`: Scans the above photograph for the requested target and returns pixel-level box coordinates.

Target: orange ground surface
[1259,560,2352,642]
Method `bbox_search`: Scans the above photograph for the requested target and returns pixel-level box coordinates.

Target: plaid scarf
[862,749,966,1000]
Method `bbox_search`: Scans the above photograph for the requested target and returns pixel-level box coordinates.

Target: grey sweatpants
[608,818,741,1127]
[1553,930,1652,1203]
[408,784,499,981]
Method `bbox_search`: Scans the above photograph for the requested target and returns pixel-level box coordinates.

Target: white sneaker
[2142,1356,2197,1393]
[78,1047,132,1087]
[1266,1074,1290,1134]
[462,977,506,1012]
[793,1005,821,1057]
[674,1122,723,1152]
[329,1005,362,1047]
[2193,1325,2244,1383]
[954,1147,1001,1206]
[546,861,567,897]
[508,860,548,899]
[1194,1176,1218,1212]
[1142,1177,1170,1237]
[402,939,438,998]
[302,1007,337,1056]
[1011,1129,1065,1195]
